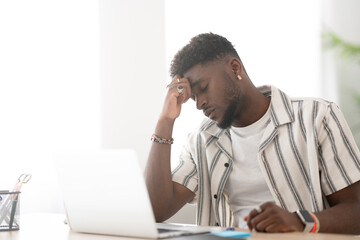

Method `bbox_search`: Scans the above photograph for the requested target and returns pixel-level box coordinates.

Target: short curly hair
[170,33,240,78]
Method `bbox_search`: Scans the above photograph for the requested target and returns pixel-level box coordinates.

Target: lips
[204,108,215,119]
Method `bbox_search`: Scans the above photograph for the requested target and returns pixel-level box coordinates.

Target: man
[144,33,360,234]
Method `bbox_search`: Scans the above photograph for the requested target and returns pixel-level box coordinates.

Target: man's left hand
[246,202,304,233]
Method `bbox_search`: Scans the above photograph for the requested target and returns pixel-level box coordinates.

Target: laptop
[54,149,211,238]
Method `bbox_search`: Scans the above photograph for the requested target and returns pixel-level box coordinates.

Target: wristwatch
[296,210,315,232]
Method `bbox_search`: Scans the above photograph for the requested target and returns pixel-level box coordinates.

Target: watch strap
[296,210,315,232]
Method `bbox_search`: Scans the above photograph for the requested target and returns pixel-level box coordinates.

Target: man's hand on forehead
[166,76,192,105]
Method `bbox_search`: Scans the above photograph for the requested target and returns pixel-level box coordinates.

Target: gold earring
[237,75,242,80]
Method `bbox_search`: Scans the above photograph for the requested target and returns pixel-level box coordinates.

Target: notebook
[54,149,211,238]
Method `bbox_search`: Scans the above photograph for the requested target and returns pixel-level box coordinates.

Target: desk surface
[0,213,358,240]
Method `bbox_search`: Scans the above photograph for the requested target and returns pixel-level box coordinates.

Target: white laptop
[54,149,211,239]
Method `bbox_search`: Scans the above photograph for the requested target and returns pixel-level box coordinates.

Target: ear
[230,58,242,76]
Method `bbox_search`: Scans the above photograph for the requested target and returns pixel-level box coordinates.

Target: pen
[9,194,19,229]
[210,227,235,233]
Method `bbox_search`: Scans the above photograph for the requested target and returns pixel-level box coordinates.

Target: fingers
[247,205,265,231]
[167,76,191,104]
[247,203,277,232]
[254,215,276,232]
[255,206,262,214]
[246,202,299,233]
[160,76,191,120]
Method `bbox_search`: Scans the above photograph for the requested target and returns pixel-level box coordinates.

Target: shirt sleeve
[317,102,360,196]
[172,133,199,203]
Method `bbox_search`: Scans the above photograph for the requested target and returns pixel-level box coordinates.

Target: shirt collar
[262,85,294,127]
[203,85,294,137]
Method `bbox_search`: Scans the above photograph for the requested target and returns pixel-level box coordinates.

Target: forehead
[184,60,225,87]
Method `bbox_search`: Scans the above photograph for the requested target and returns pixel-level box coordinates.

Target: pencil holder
[0,191,20,231]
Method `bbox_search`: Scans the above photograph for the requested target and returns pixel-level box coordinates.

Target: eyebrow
[189,78,202,89]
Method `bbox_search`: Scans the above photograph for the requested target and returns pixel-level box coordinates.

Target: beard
[217,98,238,129]
[216,72,241,129]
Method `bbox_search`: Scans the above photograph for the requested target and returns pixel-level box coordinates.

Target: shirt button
[214,194,217,199]
[224,163,229,167]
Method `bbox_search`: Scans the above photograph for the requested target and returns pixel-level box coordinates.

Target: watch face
[299,210,314,222]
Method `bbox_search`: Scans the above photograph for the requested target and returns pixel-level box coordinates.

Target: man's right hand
[159,75,192,121]
[145,75,194,222]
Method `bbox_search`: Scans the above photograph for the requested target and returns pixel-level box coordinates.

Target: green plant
[322,29,360,147]
[322,30,360,64]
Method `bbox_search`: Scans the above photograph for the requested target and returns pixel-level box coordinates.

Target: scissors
[0,174,32,225]
[13,173,32,192]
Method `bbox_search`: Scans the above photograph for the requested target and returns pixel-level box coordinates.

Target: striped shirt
[172,85,360,227]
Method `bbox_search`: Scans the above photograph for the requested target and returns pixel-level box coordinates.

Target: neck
[231,87,271,128]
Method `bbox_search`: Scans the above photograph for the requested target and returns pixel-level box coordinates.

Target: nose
[196,94,207,110]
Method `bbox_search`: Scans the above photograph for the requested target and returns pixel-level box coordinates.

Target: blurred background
[0,0,359,224]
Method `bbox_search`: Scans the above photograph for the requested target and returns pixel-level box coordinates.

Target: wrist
[292,212,306,232]
[151,134,174,145]
[154,118,175,140]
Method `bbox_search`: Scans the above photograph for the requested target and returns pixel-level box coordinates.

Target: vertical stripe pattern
[172,85,360,227]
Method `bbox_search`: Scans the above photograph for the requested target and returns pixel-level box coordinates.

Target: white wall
[99,0,165,167]
[0,0,100,213]
[0,0,166,215]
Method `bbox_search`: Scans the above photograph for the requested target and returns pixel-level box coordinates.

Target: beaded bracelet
[151,134,174,145]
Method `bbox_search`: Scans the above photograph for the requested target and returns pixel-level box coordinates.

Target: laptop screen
[54,149,160,238]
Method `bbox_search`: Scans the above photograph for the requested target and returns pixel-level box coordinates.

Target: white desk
[0,213,358,240]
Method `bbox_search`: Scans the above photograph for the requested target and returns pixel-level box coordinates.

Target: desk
[0,213,358,240]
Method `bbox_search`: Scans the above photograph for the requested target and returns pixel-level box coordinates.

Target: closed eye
[199,84,208,93]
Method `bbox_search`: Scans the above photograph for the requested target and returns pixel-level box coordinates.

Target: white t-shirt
[224,105,274,228]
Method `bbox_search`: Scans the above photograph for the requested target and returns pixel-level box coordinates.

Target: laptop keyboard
[157,228,183,234]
